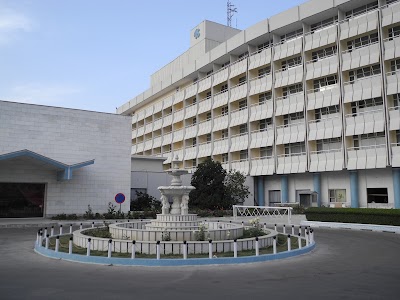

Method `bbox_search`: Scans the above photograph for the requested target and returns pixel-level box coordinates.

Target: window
[388,25,400,40]
[221,129,229,139]
[220,83,228,93]
[259,92,272,104]
[311,46,337,62]
[269,190,281,205]
[310,16,338,33]
[260,146,273,158]
[192,117,197,125]
[221,61,230,68]
[316,138,342,152]
[206,70,213,76]
[206,91,211,99]
[281,56,302,71]
[282,84,303,98]
[257,41,272,52]
[239,124,248,135]
[396,130,400,144]
[238,76,247,85]
[349,64,381,82]
[238,51,249,59]
[284,112,304,125]
[206,112,212,121]
[258,66,271,78]
[239,99,247,110]
[192,138,197,146]
[191,97,197,105]
[280,29,303,43]
[313,75,338,92]
[284,142,306,155]
[222,153,229,163]
[315,105,340,121]
[345,1,378,19]
[221,105,229,116]
[351,97,383,114]
[353,132,386,148]
[259,118,272,131]
[347,33,378,51]
[192,159,197,167]
[387,0,400,5]
[193,78,198,84]
[394,94,400,108]
[367,188,388,204]
[239,150,248,160]
[329,189,346,203]
[391,59,400,72]
[206,134,212,143]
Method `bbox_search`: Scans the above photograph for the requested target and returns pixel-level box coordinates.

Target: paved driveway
[0,227,399,299]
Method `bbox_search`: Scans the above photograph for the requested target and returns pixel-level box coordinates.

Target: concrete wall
[0,101,132,216]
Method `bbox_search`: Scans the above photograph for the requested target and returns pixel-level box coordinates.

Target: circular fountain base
[145,214,201,231]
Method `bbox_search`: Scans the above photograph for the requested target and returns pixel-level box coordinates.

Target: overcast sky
[0,0,307,113]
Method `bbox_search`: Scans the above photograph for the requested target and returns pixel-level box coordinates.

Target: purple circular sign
[115,193,125,204]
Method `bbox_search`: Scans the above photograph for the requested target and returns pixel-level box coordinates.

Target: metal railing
[233,205,293,224]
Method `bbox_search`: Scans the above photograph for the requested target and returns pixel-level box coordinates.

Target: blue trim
[257,176,265,206]
[350,171,359,208]
[313,173,321,207]
[393,169,400,209]
[34,243,316,267]
[0,149,94,181]
[281,175,288,203]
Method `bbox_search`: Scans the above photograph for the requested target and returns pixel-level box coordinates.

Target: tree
[189,158,232,209]
[224,170,250,204]
[130,191,161,212]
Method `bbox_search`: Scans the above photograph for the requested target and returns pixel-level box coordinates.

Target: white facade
[119,0,400,209]
[0,101,132,216]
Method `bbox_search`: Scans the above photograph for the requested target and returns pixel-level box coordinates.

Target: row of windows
[347,32,378,51]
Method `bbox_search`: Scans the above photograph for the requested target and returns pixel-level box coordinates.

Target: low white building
[0,100,132,217]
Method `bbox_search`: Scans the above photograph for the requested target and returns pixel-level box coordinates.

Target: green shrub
[305,207,400,226]
[82,227,112,239]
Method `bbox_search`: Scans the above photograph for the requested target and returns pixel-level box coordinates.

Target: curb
[301,221,400,234]
[34,242,316,267]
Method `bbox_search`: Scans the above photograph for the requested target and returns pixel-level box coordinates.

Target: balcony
[249,74,273,96]
[184,124,198,140]
[173,90,184,105]
[304,24,337,51]
[231,159,250,175]
[132,114,138,124]
[387,70,400,96]
[307,85,340,110]
[161,132,172,146]
[172,129,184,143]
[230,83,248,103]
[250,127,274,148]
[153,117,163,131]
[230,108,248,127]
[173,108,184,123]
[309,149,343,172]
[131,144,137,155]
[274,64,303,88]
[250,156,275,176]
[275,92,304,116]
[212,90,229,109]
[131,130,137,139]
[153,101,163,115]
[213,67,229,86]
[136,125,144,137]
[143,137,153,152]
[276,153,307,174]
[391,142,400,167]
[198,119,212,136]
[308,116,342,141]
[163,151,172,164]
[305,55,338,80]
[382,1,400,28]
[198,96,212,114]
[339,10,378,41]
[136,111,145,122]
[184,84,198,99]
[183,145,197,160]
[198,76,212,93]
[249,47,272,70]
[136,142,144,153]
[230,133,249,152]
[153,135,162,148]
[229,58,247,79]
[342,42,380,71]
[212,114,229,132]
[144,123,153,135]
[249,100,273,121]
[273,37,302,61]
[389,107,400,130]
[347,144,387,169]
[198,141,212,158]
[162,113,173,127]
[343,74,382,103]
[185,102,198,119]
[276,122,306,145]
[345,109,385,136]
[212,137,229,155]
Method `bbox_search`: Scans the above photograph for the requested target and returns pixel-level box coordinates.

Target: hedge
[305,207,400,226]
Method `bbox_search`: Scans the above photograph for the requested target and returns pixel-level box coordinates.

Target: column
[281,175,288,204]
[350,171,359,208]
[257,176,265,206]
[313,173,321,207]
[393,169,400,209]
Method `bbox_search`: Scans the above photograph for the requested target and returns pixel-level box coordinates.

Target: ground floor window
[0,183,45,218]
[329,189,346,202]
[269,190,281,206]
[367,188,388,203]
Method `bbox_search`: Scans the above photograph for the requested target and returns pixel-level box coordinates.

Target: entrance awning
[0,149,95,181]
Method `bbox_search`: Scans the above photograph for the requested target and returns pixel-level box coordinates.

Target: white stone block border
[301,221,400,234]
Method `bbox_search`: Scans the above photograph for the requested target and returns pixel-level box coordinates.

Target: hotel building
[118,0,400,209]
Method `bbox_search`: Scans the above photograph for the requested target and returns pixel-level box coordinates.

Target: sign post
[115,193,126,213]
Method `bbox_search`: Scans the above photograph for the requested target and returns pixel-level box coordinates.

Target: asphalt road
[0,227,400,300]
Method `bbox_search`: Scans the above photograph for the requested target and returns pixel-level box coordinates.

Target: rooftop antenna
[227,1,237,28]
